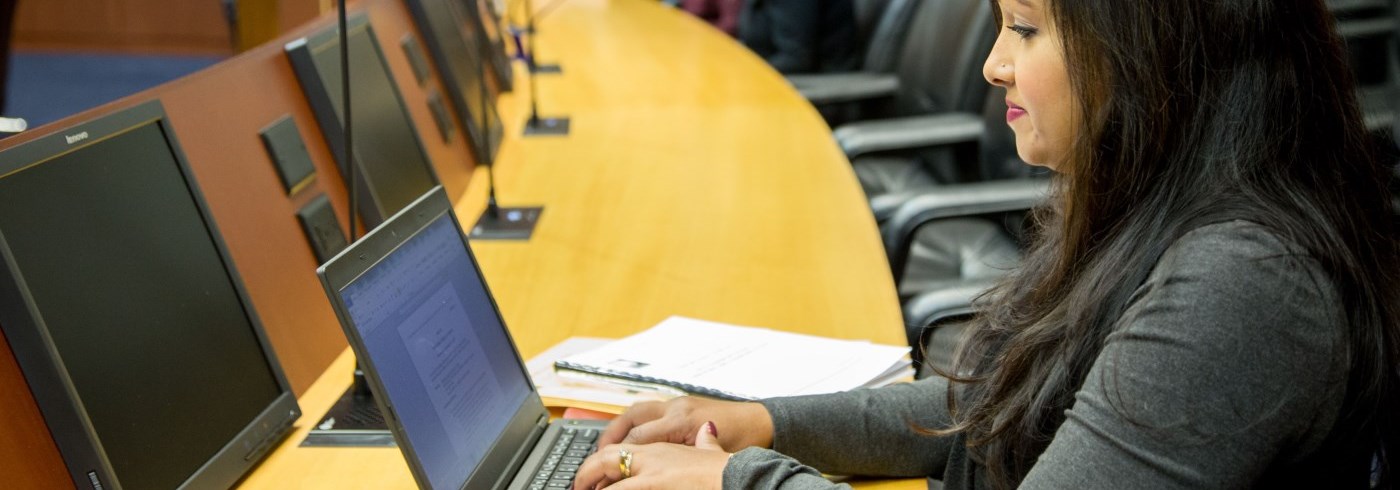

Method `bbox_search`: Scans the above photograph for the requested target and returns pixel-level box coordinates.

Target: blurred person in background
[739,0,858,74]
[680,0,744,37]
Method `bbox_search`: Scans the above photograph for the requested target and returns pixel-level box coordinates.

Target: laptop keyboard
[527,427,599,490]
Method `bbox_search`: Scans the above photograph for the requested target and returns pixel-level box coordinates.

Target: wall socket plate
[296,194,349,264]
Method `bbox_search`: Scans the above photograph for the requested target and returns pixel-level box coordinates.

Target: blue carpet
[6,52,225,128]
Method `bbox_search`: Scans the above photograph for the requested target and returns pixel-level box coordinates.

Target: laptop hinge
[493,414,552,490]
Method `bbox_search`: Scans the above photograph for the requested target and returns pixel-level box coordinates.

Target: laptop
[317,186,606,490]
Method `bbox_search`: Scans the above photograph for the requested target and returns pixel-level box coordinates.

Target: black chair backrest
[854,0,894,47]
[859,0,917,73]
[891,0,996,118]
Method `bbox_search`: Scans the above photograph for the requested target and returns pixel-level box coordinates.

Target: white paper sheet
[554,317,912,400]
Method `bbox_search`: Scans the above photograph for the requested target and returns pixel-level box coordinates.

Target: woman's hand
[595,396,775,451]
[574,422,730,490]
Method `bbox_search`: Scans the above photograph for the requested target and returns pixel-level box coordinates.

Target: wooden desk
[241,0,918,488]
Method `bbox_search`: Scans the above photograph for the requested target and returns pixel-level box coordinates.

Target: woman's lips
[1006,100,1026,123]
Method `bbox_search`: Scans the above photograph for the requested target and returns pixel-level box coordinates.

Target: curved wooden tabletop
[240,0,914,487]
[468,0,904,355]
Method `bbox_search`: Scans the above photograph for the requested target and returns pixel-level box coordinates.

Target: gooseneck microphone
[517,0,570,136]
[471,14,544,241]
[340,0,358,244]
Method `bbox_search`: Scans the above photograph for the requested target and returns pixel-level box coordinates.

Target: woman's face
[984,0,1075,169]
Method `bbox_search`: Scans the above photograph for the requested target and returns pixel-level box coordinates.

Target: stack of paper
[550,316,912,402]
[525,337,680,414]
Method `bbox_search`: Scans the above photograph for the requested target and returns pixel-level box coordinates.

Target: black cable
[339,0,357,242]
[335,0,371,399]
[525,0,542,125]
[482,14,501,219]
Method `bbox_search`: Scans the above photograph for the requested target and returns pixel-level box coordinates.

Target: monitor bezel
[317,187,548,490]
[285,13,443,229]
[0,99,301,489]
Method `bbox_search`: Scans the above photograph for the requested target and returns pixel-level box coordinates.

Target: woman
[574,0,1400,487]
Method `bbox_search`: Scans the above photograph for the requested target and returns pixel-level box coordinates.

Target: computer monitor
[472,0,517,94]
[0,100,300,489]
[404,0,505,165]
[286,14,441,229]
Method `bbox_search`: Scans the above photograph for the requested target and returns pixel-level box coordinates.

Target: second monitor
[404,0,506,165]
[287,14,442,230]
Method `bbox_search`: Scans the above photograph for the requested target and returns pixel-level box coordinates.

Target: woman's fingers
[597,402,666,447]
[572,443,634,490]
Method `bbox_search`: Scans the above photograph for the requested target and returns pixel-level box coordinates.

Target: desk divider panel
[0,0,480,485]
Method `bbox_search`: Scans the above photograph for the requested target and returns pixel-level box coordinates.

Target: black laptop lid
[318,188,543,490]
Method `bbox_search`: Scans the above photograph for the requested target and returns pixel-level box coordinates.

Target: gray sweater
[723,221,1360,489]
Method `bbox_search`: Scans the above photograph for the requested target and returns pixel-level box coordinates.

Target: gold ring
[619,448,634,479]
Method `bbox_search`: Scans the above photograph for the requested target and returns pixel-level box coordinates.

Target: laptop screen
[338,213,531,490]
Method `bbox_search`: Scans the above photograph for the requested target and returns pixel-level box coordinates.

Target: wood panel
[13,0,232,54]
[279,0,325,39]
[148,0,477,395]
[236,0,281,52]
[0,328,68,489]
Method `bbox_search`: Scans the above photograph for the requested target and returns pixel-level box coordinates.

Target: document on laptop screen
[341,216,531,490]
[397,282,506,463]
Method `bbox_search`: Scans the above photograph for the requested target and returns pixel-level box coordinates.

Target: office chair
[823,0,999,223]
[831,88,1047,361]
[853,0,895,47]
[790,0,993,123]
[838,92,1046,364]
[884,176,1047,367]
[1329,0,1398,132]
[785,0,918,124]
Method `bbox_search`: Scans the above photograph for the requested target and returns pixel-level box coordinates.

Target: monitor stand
[300,386,395,447]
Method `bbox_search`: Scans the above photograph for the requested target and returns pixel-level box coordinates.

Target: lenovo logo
[65,132,89,145]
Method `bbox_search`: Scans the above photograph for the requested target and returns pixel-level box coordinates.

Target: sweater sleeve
[721,376,960,488]
[1020,222,1349,488]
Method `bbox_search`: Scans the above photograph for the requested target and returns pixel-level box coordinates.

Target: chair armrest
[1358,84,1394,132]
[787,72,902,106]
[1336,16,1396,39]
[833,112,984,159]
[903,278,999,374]
[882,179,1050,276]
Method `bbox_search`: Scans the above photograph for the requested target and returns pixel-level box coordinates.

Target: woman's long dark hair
[939,0,1400,487]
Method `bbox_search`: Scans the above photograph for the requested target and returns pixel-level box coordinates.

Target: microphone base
[531,62,563,74]
[523,116,571,137]
[470,205,543,240]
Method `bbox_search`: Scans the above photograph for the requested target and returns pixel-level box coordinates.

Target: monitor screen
[337,210,531,490]
[404,0,504,165]
[0,101,296,489]
[287,16,440,228]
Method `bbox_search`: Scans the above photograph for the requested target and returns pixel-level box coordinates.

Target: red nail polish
[707,421,718,438]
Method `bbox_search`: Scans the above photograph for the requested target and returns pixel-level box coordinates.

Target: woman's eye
[1008,25,1038,39]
